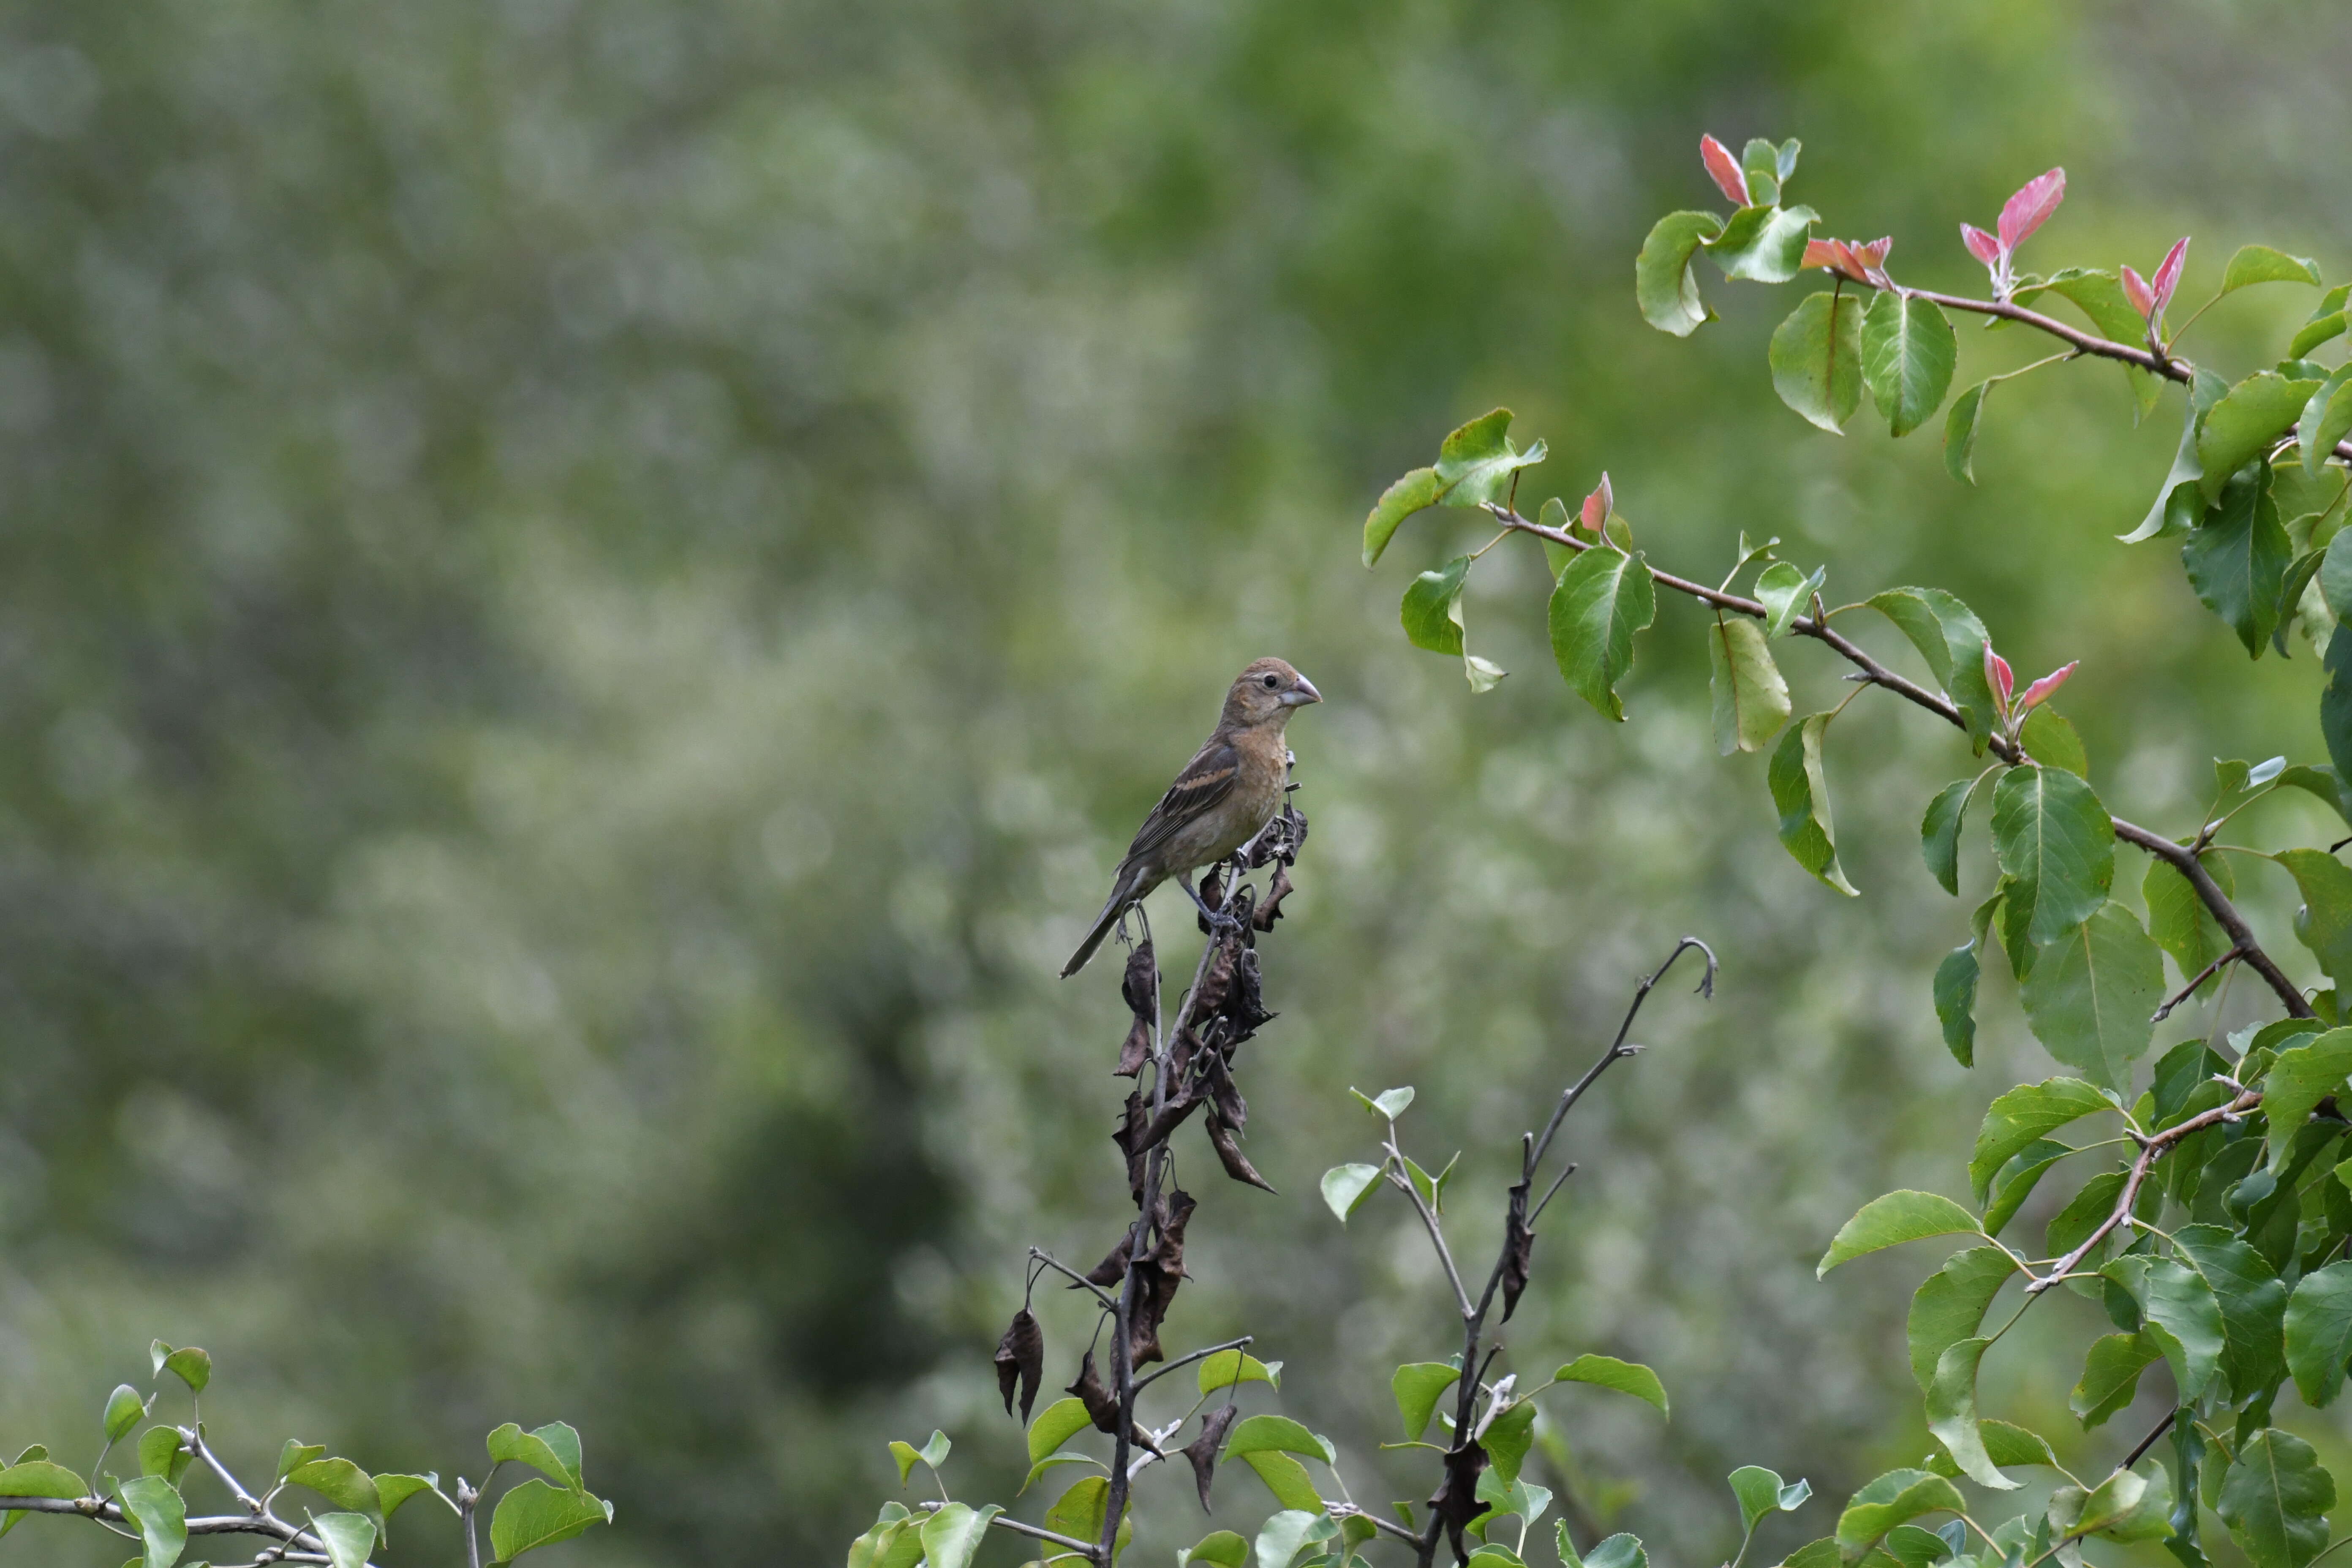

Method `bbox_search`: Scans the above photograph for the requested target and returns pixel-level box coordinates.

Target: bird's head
[1223,657,1322,727]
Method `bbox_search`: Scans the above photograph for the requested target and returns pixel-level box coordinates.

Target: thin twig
[1132,1336,1255,1393]
[2151,946,2245,1024]
[988,1511,1114,1556]
[1027,1248,1121,1314]
[2121,1408,2178,1470]
[2027,1091,2258,1293]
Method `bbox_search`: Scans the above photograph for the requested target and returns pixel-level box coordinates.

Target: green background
[1,0,2349,1562]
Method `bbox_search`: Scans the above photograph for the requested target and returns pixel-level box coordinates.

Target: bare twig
[2121,1407,2178,1470]
[1028,1248,1122,1314]
[1132,1336,1254,1393]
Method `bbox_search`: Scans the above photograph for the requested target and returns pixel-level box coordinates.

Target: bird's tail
[1061,866,1149,978]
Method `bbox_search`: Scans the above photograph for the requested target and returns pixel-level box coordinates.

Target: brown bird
[1061,657,1322,977]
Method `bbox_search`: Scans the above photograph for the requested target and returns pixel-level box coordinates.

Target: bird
[1060,657,1322,978]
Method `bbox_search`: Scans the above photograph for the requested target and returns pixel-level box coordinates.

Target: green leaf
[2293,312,2349,361]
[311,1512,376,1568]
[847,1505,917,1568]
[1363,467,1442,568]
[488,1479,612,1563]
[2019,708,2087,777]
[1835,1470,1965,1563]
[104,1384,145,1443]
[1818,1190,1982,1277]
[1769,291,1865,433]
[2273,849,2352,982]
[1770,713,1859,896]
[1944,381,1991,484]
[117,1475,186,1568]
[2199,375,2319,501]
[1934,933,1982,1068]
[1636,211,1726,336]
[1860,291,1957,438]
[1184,1531,1251,1568]
[1708,615,1791,755]
[1920,779,1975,896]
[1991,767,2116,947]
[1353,1086,1416,1120]
[1984,1140,2072,1236]
[2105,1256,2226,1401]
[1908,1248,2018,1391]
[1925,1338,2017,1491]
[1553,1355,1668,1417]
[2258,1028,2352,1168]
[1484,1398,1539,1485]
[2217,1430,2334,1568]
[2326,633,2352,788]
[920,1502,1002,1568]
[1026,1397,1093,1464]
[2299,368,2352,477]
[1321,1163,1383,1224]
[2020,902,2163,1089]
[2219,245,2321,294]
[2069,1333,2160,1429]
[137,1428,188,1484]
[1865,588,1997,749]
[1549,547,1655,721]
[2172,1223,2286,1397]
[1018,1451,1098,1496]
[1195,1350,1280,1396]
[1402,556,1469,657]
[375,1473,447,1530]
[275,1442,324,1482]
[1708,204,1819,284]
[1728,1468,1813,1537]
[1225,1415,1331,1465]
[2058,1469,2150,1539]
[2284,1259,2352,1407]
[1257,1510,1328,1568]
[156,1349,210,1396]
[917,1430,950,1470]
[286,1459,385,1534]
[1391,1363,1459,1441]
[485,1424,581,1493]
[0,1459,88,1500]
[2017,267,2149,346]
[1756,563,1823,641]
[1238,1451,1322,1513]
[2047,1170,2125,1262]
[1575,1533,1650,1568]
[2145,855,2233,989]
[2124,368,2232,542]
[1434,409,1549,511]
[2184,459,2292,657]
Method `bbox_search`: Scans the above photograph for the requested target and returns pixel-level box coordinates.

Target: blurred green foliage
[1,0,2349,1563]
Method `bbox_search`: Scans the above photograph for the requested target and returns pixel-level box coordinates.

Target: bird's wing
[1122,734,1240,866]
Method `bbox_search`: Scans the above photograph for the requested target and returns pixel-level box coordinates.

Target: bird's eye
[1262,674,1280,689]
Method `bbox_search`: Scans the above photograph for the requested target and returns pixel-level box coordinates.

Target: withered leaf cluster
[1067,1348,1162,1454]
[1077,1189,1195,1365]
[1115,940,1156,1077]
[992,1307,1043,1423]
[1427,1438,1494,1563]
[1181,1400,1239,1510]
[1500,1177,1536,1323]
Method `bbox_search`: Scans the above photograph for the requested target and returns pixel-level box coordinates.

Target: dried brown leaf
[993,1307,1044,1422]
[1182,1402,1240,1511]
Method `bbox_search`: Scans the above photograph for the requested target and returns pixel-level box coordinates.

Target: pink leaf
[1699,134,1749,207]
[1579,473,1613,531]
[2151,237,2189,314]
[1995,168,2066,252]
[2120,265,2155,319]
[1803,237,1844,272]
[1961,223,2001,268]
[1982,645,2014,709]
[2017,660,2078,713]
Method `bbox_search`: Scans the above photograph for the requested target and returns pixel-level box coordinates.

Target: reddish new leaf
[1961,223,2001,268]
[1699,134,1749,206]
[2121,265,2156,319]
[2017,660,2078,713]
[1803,237,1845,272]
[1983,645,2014,709]
[2152,237,2189,313]
[1579,473,1613,532]
[1996,168,2065,251]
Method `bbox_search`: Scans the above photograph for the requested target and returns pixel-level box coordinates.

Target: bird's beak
[1282,675,1322,706]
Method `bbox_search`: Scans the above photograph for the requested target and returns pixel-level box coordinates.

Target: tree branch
[1132,1336,1254,1394]
[2026,1089,2259,1293]
[1488,504,2315,1021]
